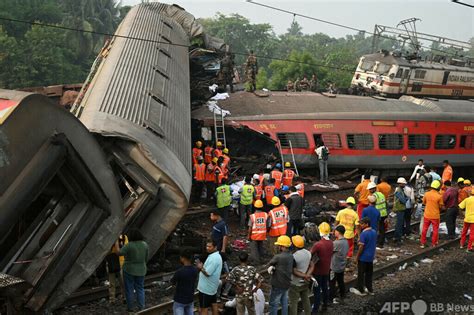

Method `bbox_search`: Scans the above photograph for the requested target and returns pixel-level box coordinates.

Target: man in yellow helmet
[248,199,270,264]
[335,197,359,258]
[421,180,444,248]
[268,235,292,315]
[268,196,289,255]
[282,162,295,187]
[214,141,224,158]
[289,235,312,315]
[310,222,333,312]
[193,141,203,165]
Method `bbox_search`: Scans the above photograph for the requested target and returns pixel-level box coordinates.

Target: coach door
[399,68,410,94]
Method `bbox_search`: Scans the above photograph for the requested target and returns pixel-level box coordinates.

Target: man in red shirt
[310,222,333,313]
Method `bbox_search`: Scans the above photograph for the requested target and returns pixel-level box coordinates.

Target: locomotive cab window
[277,133,309,148]
[347,134,374,150]
[395,68,403,78]
[314,133,342,149]
[379,134,403,150]
[435,135,456,149]
[408,135,431,150]
[460,135,474,149]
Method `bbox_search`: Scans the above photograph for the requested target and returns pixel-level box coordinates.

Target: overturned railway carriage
[0,90,123,312]
[193,92,474,169]
[351,52,474,98]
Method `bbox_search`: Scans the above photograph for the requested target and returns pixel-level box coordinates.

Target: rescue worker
[222,148,231,176]
[193,156,206,202]
[268,197,289,255]
[280,185,290,204]
[248,200,269,264]
[205,158,218,202]
[442,160,453,185]
[443,180,459,239]
[376,177,391,202]
[409,159,425,183]
[220,52,234,93]
[245,50,258,92]
[457,178,467,203]
[289,235,312,315]
[240,177,255,229]
[284,186,304,237]
[461,179,472,201]
[204,142,214,164]
[421,180,444,248]
[335,197,359,258]
[354,174,371,219]
[271,164,283,190]
[193,141,203,166]
[393,177,408,246]
[214,141,224,158]
[295,182,305,199]
[311,222,333,313]
[369,182,388,248]
[268,235,293,315]
[253,178,263,205]
[459,189,474,252]
[216,179,232,223]
[282,162,295,187]
[215,156,226,185]
[264,178,279,211]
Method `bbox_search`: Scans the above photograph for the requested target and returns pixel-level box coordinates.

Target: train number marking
[313,123,333,129]
[464,126,474,131]
[451,89,463,97]
[259,124,277,130]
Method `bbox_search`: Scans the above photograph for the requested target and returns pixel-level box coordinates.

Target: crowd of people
[286,75,318,92]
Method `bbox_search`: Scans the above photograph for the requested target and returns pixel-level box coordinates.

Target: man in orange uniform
[442,160,453,185]
[376,177,392,201]
[193,156,206,202]
[204,142,214,164]
[459,189,474,252]
[421,180,444,248]
[205,158,218,202]
[295,182,305,199]
[268,196,289,254]
[271,164,283,190]
[355,174,371,219]
[222,148,231,176]
[457,178,467,203]
[192,141,203,166]
[248,200,270,264]
[335,197,359,258]
[214,141,224,158]
[264,178,279,211]
[253,178,263,205]
[282,162,295,187]
[460,179,472,202]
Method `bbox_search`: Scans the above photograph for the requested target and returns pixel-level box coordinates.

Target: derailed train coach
[0,3,224,312]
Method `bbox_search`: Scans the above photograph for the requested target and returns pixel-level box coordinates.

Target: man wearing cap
[442,160,453,185]
[193,141,203,166]
[271,164,284,190]
[421,180,444,248]
[335,197,359,258]
[355,174,372,219]
[409,159,425,183]
[460,179,472,203]
[459,189,474,252]
[288,235,312,315]
[283,162,296,187]
[351,217,377,296]
[393,177,408,246]
[362,195,381,234]
[214,141,224,158]
[248,200,270,264]
[457,178,467,203]
[330,225,349,303]
[215,179,232,223]
[310,222,334,313]
[443,180,459,239]
[268,235,293,315]
[369,182,388,247]
[268,197,289,255]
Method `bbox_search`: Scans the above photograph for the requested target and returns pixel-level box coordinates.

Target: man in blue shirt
[171,250,199,315]
[351,217,377,296]
[210,210,228,253]
[362,195,381,232]
[196,240,223,315]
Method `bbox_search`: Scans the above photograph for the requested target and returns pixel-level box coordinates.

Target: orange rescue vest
[214,149,223,158]
[297,184,305,198]
[268,205,289,237]
[205,164,216,182]
[283,169,295,187]
[250,211,268,241]
[271,170,283,189]
[204,146,213,164]
[215,165,224,184]
[264,185,276,205]
[192,148,202,165]
[254,185,263,201]
[194,163,206,181]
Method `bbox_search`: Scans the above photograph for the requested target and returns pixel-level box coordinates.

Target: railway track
[137,237,461,315]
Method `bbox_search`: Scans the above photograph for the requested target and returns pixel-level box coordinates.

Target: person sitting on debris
[289,235,312,315]
[196,240,223,315]
[311,222,334,313]
[284,186,304,237]
[248,200,270,264]
[283,162,295,187]
[171,250,199,315]
[268,235,293,315]
[421,180,444,248]
[271,164,283,190]
[268,196,289,255]
[226,252,264,315]
[240,177,256,229]
[119,229,149,312]
[335,197,359,258]
[354,173,371,219]
[459,189,474,252]
[329,225,349,304]
[215,179,232,223]
[351,217,377,296]
[362,195,381,234]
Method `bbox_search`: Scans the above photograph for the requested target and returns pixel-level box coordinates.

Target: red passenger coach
[193,92,474,169]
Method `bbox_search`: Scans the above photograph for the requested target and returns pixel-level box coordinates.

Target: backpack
[321,146,329,161]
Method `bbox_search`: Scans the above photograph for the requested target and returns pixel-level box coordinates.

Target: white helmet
[397,177,407,184]
[367,182,377,190]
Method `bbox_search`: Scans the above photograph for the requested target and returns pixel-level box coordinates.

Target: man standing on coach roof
[196,240,223,315]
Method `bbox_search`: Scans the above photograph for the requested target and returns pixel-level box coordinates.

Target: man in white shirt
[409,159,424,183]
[315,141,329,184]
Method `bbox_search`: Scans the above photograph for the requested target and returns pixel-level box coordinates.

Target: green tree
[256,68,269,89]
[0,26,20,88]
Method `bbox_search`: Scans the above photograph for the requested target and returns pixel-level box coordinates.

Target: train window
[314,133,342,149]
[408,134,431,150]
[460,135,474,149]
[403,69,410,79]
[374,63,391,75]
[347,134,374,150]
[277,133,309,148]
[435,135,456,149]
[395,68,403,78]
[361,60,375,71]
[411,82,423,92]
[379,134,403,150]
[414,70,426,79]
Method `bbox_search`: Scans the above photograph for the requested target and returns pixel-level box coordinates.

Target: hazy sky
[122,0,473,43]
